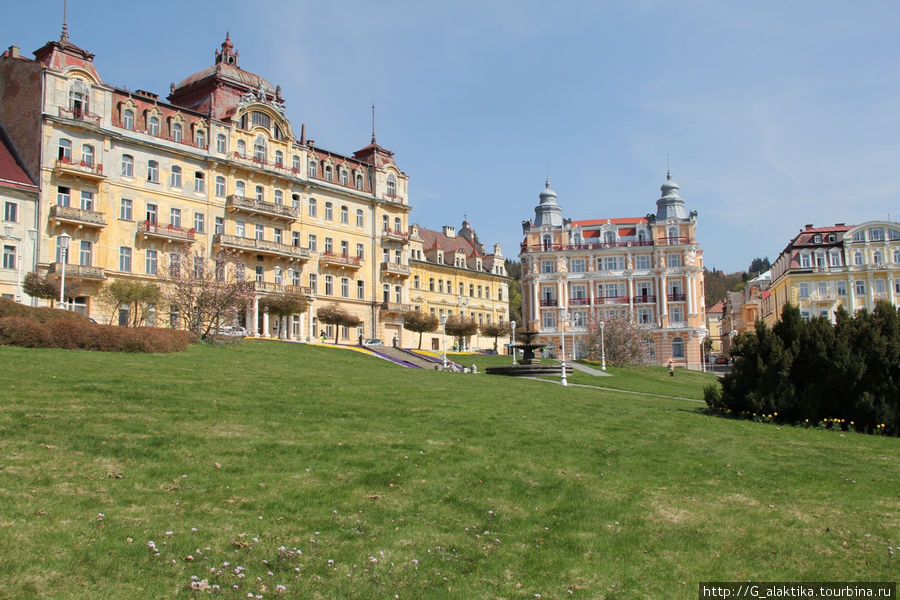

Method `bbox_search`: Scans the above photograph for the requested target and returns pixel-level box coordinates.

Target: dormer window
[799,253,811,268]
[308,160,317,178]
[386,174,397,197]
[69,80,89,114]
[812,234,822,244]
[324,165,333,182]
[827,233,836,243]
[194,128,206,148]
[355,173,364,190]
[172,122,183,143]
[340,169,348,185]
[251,111,271,130]
[122,109,134,130]
[148,116,160,137]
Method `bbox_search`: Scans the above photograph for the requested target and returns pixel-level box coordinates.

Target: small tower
[533,179,564,227]
[655,170,688,220]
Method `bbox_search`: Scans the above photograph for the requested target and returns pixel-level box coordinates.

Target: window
[830,250,842,267]
[853,230,865,242]
[215,176,226,198]
[309,273,317,294]
[274,190,283,205]
[395,285,402,303]
[121,154,133,177]
[194,172,205,193]
[274,266,282,285]
[216,134,226,154]
[194,212,205,233]
[308,234,317,252]
[469,284,475,296]
[325,202,333,220]
[325,275,333,295]
[58,138,72,161]
[341,277,349,298]
[237,139,246,158]
[172,122,183,143]
[119,246,132,272]
[855,280,866,295]
[253,136,267,162]
[386,174,396,196]
[667,253,682,267]
[854,252,864,266]
[869,227,884,241]
[894,250,900,264]
[80,191,93,211]
[340,206,348,224]
[149,116,160,136]
[542,311,556,329]
[394,217,402,232]
[570,258,586,273]
[57,186,70,207]
[672,337,685,359]
[340,169,348,185]
[292,155,300,172]
[890,229,900,241]
[80,144,93,166]
[603,230,617,245]
[292,194,300,208]
[235,181,246,197]
[798,282,809,298]
[3,202,17,223]
[413,275,420,289]
[637,307,653,324]
[215,217,224,235]
[147,160,159,183]
[255,185,264,202]
[119,198,132,220]
[813,234,822,244]
[290,269,300,286]
[79,240,92,266]
[55,236,67,263]
[170,165,182,187]
[235,222,245,237]
[356,243,364,259]
[273,150,283,167]
[273,228,282,244]
[429,278,435,292]
[836,280,847,296]
[255,265,263,282]
[292,232,300,247]
[255,224,264,241]
[123,109,134,130]
[194,129,206,148]
[2,245,15,270]
[357,280,365,300]
[874,279,886,294]
[324,237,333,253]
[355,173,364,190]
[308,198,317,217]
[636,255,651,269]
[356,209,364,227]
[146,203,158,224]
[541,260,555,274]
[170,208,182,228]
[382,284,390,302]
[308,160,317,178]
[324,165,333,181]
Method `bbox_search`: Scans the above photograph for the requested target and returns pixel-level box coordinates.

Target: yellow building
[407,221,510,351]
[519,174,708,369]
[1,31,426,342]
[764,222,900,326]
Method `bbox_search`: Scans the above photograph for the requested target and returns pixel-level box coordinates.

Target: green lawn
[1,341,897,599]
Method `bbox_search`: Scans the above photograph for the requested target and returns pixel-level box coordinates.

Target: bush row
[0,316,197,353]
[0,297,87,322]
[705,302,899,436]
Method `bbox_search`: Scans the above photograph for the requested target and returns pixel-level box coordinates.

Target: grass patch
[1,342,897,599]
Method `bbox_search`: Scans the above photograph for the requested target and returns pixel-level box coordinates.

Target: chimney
[835,222,845,227]
[804,224,814,230]
[300,123,306,145]
[443,226,456,238]
[7,46,19,58]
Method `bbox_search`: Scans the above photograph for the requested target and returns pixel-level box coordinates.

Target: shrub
[0,316,50,347]
[0,297,87,323]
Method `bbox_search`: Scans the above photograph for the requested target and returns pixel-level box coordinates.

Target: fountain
[485,329,573,377]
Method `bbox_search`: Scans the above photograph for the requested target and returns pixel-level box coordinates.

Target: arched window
[81,144,94,166]
[394,216,401,232]
[292,155,300,172]
[215,176,225,198]
[275,150,284,167]
[308,159,317,178]
[121,154,134,177]
[672,337,685,359]
[667,226,679,241]
[58,138,72,161]
[147,116,159,136]
[236,139,246,158]
[253,136,267,162]
[69,79,89,114]
[194,128,206,148]
[122,109,134,130]
[235,180,246,197]
[638,228,649,242]
[274,190,283,205]
[308,197,317,217]
[340,169,348,185]
[355,173,364,190]
[340,206,348,224]
[194,171,205,193]
[356,209,364,227]
[324,165,333,182]
[542,234,552,250]
[386,174,396,196]
[255,185,264,201]
[603,231,616,245]
[172,122,183,143]
[324,201,333,220]
[147,160,159,183]
[169,165,182,187]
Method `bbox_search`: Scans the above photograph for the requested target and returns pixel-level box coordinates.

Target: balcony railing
[597,295,630,304]
[667,293,687,302]
[657,236,691,246]
[380,262,411,276]
[48,262,106,281]
[521,239,655,253]
[226,194,299,221]
[214,234,311,260]
[138,220,195,242]
[380,302,412,313]
[321,252,362,268]
[569,297,591,305]
[252,282,314,296]
[540,298,558,307]
[382,192,406,204]
[633,294,657,303]
[58,106,101,125]
[49,204,107,228]
[381,228,409,242]
[54,157,106,180]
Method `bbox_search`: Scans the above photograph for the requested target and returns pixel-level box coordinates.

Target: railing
[321,252,362,267]
[48,262,106,280]
[521,239,655,253]
[252,282,314,295]
[215,234,311,260]
[540,298,558,307]
[380,262,411,276]
[308,172,372,193]
[667,293,687,302]
[382,192,406,204]
[380,302,412,313]
[657,236,691,246]
[138,220,195,241]
[597,295,630,304]
[569,297,590,305]
[49,204,106,227]
[284,285,313,296]
[633,294,657,303]
[382,229,409,241]
[54,157,105,178]
[226,194,299,220]
[58,106,101,125]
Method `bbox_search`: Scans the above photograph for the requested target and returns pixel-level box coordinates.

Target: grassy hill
[0,341,897,599]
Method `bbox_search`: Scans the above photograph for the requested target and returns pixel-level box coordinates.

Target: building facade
[0,125,39,302]
[407,221,509,351]
[763,222,900,326]
[519,174,707,369]
[0,30,510,346]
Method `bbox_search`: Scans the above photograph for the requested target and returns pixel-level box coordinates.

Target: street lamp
[457,294,469,351]
[28,228,38,306]
[559,307,568,386]
[600,320,606,371]
[569,314,577,362]
[439,313,448,369]
[510,320,517,366]
[57,232,71,310]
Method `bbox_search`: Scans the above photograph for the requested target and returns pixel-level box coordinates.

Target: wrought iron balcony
[58,107,101,126]
[667,293,687,302]
[568,297,591,306]
[539,298,558,307]
[214,233,311,261]
[49,204,107,229]
[226,194,299,222]
[597,295,630,304]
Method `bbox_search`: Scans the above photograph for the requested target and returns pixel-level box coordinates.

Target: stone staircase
[370,346,445,369]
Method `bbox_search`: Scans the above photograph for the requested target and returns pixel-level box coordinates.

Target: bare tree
[444,315,478,350]
[160,247,254,339]
[95,280,161,326]
[480,322,506,354]
[579,317,653,367]
[316,303,361,343]
[403,310,439,349]
[259,292,310,339]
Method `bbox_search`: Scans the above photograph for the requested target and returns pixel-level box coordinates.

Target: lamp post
[559,307,568,386]
[440,313,448,369]
[569,314,577,362]
[457,294,468,351]
[26,228,37,305]
[600,320,606,371]
[510,320,517,365]
[57,232,70,310]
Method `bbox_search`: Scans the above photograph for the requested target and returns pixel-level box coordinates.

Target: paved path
[568,361,612,376]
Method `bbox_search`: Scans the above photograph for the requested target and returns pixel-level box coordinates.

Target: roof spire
[371,103,376,144]
[667,153,671,180]
[546,161,551,188]
[61,0,69,41]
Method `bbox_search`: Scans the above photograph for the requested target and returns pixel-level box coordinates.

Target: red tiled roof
[573,217,648,227]
[418,227,480,257]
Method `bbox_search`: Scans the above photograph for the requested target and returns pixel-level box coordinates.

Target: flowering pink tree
[160,247,254,339]
[580,317,653,367]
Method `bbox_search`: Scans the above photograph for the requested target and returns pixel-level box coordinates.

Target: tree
[96,279,161,326]
[24,272,60,304]
[748,256,771,276]
[579,317,652,367]
[480,322,506,353]
[444,315,478,350]
[316,303,361,343]
[402,310,438,349]
[505,259,522,324]
[259,292,309,339]
[160,247,254,339]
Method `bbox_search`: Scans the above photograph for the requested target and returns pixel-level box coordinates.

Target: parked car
[363,338,384,346]
[715,355,728,365]
[217,325,247,337]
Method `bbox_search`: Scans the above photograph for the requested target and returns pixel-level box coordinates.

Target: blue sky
[3,1,899,273]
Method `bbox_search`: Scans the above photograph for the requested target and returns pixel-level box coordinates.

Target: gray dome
[656,171,688,220]
[533,179,564,227]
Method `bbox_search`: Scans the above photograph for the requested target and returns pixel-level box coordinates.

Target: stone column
[252,296,259,336]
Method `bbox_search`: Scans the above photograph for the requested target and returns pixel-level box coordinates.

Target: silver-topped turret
[655,170,688,220]
[533,178,564,227]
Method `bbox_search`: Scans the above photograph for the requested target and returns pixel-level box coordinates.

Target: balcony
[252,282,314,296]
[48,262,106,281]
[58,106,101,126]
[380,302,412,314]
[540,298,558,307]
[667,293,687,302]
[657,236,691,246]
[226,194,299,222]
[597,295,630,304]
[633,294,657,304]
[320,252,362,269]
[49,204,106,229]
[381,228,409,243]
[569,297,591,306]
[138,220,196,243]
[382,192,406,205]
[214,233,311,261]
[53,157,106,181]
[380,261,411,277]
